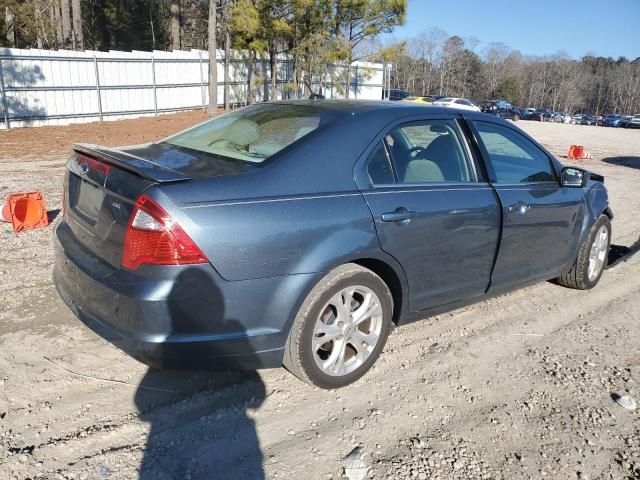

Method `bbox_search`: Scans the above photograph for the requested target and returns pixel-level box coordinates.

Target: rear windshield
[164,104,344,163]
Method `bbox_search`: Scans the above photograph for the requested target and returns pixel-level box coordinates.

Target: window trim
[468,119,560,186]
[364,139,397,186]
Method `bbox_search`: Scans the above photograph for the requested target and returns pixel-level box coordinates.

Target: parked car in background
[627,114,640,128]
[603,114,626,127]
[400,96,433,105]
[52,100,613,388]
[433,97,481,111]
[549,112,564,123]
[481,100,522,120]
[529,108,550,121]
[620,115,633,127]
[580,115,596,126]
[384,89,411,101]
[595,116,604,126]
[522,108,536,119]
[571,113,584,124]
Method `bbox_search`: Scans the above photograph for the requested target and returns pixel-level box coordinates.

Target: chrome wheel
[588,225,609,281]
[312,286,383,377]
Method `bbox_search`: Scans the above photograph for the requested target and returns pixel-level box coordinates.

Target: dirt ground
[0,115,639,480]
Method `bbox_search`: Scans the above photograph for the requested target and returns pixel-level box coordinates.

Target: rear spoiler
[72,143,190,183]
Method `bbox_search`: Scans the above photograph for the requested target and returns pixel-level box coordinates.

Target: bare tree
[483,42,511,98]
[207,0,218,114]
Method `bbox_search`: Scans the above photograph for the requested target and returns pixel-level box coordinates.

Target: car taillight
[75,153,111,176]
[122,195,207,270]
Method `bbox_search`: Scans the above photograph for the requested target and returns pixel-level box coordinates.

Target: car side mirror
[561,167,589,188]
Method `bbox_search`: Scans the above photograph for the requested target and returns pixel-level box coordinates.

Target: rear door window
[385,120,474,184]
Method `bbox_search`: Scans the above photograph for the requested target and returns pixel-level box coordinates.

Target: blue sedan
[603,114,625,127]
[53,101,612,388]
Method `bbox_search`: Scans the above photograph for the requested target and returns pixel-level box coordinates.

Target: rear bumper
[53,221,319,370]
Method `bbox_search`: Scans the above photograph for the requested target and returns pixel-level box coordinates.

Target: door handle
[381,208,416,224]
[507,201,530,214]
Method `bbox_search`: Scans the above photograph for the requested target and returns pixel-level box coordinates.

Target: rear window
[163,104,344,163]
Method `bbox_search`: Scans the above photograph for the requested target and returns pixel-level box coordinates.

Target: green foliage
[496,76,522,105]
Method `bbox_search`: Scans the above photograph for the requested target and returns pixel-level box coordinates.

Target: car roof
[263,99,476,117]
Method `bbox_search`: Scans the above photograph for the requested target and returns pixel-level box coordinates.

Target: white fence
[0,48,385,129]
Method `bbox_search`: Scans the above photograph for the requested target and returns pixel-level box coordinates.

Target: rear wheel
[556,215,611,289]
[283,264,393,388]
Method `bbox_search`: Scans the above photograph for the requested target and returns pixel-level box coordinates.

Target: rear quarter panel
[146,112,400,282]
[175,192,381,281]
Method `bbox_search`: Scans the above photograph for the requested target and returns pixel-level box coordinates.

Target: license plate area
[73,178,105,224]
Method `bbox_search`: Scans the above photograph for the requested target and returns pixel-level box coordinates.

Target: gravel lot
[0,117,639,480]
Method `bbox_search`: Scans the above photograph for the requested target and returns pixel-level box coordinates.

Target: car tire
[283,263,393,389]
[556,215,611,290]
[513,114,520,121]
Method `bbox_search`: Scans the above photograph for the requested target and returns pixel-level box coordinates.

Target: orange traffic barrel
[567,145,585,160]
[2,192,49,232]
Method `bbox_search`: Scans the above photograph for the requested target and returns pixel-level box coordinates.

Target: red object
[2,192,49,232]
[122,194,207,270]
[567,145,585,159]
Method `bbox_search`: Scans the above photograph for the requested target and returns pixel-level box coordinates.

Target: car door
[357,117,501,312]
[470,119,584,289]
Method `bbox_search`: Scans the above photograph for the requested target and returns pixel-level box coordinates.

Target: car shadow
[601,156,640,170]
[134,267,267,480]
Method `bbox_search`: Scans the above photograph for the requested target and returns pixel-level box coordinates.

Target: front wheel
[556,215,611,289]
[283,264,393,388]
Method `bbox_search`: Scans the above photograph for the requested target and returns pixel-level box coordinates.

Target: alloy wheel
[588,225,609,281]
[312,286,383,377]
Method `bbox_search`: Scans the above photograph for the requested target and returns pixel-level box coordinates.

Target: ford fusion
[53,101,612,389]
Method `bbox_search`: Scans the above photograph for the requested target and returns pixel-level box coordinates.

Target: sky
[382,0,640,60]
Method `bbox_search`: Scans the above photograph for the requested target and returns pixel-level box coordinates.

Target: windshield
[164,104,344,163]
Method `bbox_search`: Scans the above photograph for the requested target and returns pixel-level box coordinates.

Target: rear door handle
[381,208,416,224]
[507,201,530,214]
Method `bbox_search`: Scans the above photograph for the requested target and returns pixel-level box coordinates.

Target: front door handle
[381,208,416,225]
[507,201,530,214]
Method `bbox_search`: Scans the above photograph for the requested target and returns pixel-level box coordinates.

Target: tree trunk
[34,1,43,48]
[344,51,352,99]
[247,51,257,105]
[71,0,83,50]
[223,26,230,110]
[60,0,72,48]
[291,56,298,99]
[53,0,63,47]
[206,0,217,114]
[5,6,16,47]
[171,1,181,50]
[269,44,277,101]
